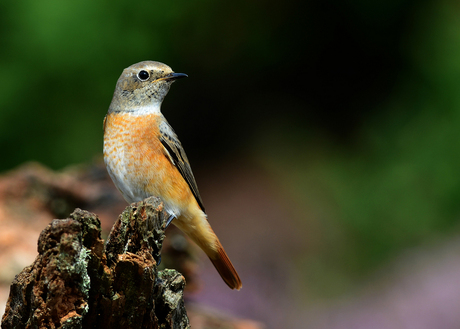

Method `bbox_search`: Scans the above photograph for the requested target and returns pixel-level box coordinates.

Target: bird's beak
[160,72,188,82]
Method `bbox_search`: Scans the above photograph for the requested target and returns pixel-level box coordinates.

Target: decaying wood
[1,196,190,329]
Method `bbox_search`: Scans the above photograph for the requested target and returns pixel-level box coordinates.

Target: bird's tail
[207,239,242,290]
[174,210,242,290]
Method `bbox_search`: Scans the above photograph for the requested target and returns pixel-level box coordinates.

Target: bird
[103,61,242,290]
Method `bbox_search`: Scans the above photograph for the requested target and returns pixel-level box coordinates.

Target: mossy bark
[1,197,190,329]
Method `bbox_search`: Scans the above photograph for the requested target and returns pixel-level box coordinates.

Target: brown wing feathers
[160,137,205,211]
[159,120,242,290]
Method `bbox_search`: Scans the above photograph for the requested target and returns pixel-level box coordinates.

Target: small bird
[103,61,242,290]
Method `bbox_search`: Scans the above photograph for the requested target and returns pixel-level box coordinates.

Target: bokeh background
[2,0,460,328]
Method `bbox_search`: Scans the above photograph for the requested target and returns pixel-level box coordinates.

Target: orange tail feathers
[208,240,242,290]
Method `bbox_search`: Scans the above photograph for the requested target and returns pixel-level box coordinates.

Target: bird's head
[108,61,187,114]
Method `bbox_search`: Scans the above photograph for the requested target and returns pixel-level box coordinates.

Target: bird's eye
[138,70,150,81]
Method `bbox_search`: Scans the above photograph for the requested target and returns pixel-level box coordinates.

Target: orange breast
[103,112,194,214]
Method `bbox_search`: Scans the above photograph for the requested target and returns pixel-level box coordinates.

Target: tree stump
[1,196,190,329]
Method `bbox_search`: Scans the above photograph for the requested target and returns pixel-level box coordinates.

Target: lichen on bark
[1,196,190,329]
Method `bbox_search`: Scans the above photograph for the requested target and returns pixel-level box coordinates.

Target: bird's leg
[157,214,177,266]
[165,214,176,229]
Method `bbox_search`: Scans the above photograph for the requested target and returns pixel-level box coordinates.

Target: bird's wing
[159,120,205,212]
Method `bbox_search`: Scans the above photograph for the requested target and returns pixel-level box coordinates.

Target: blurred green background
[2,0,460,327]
